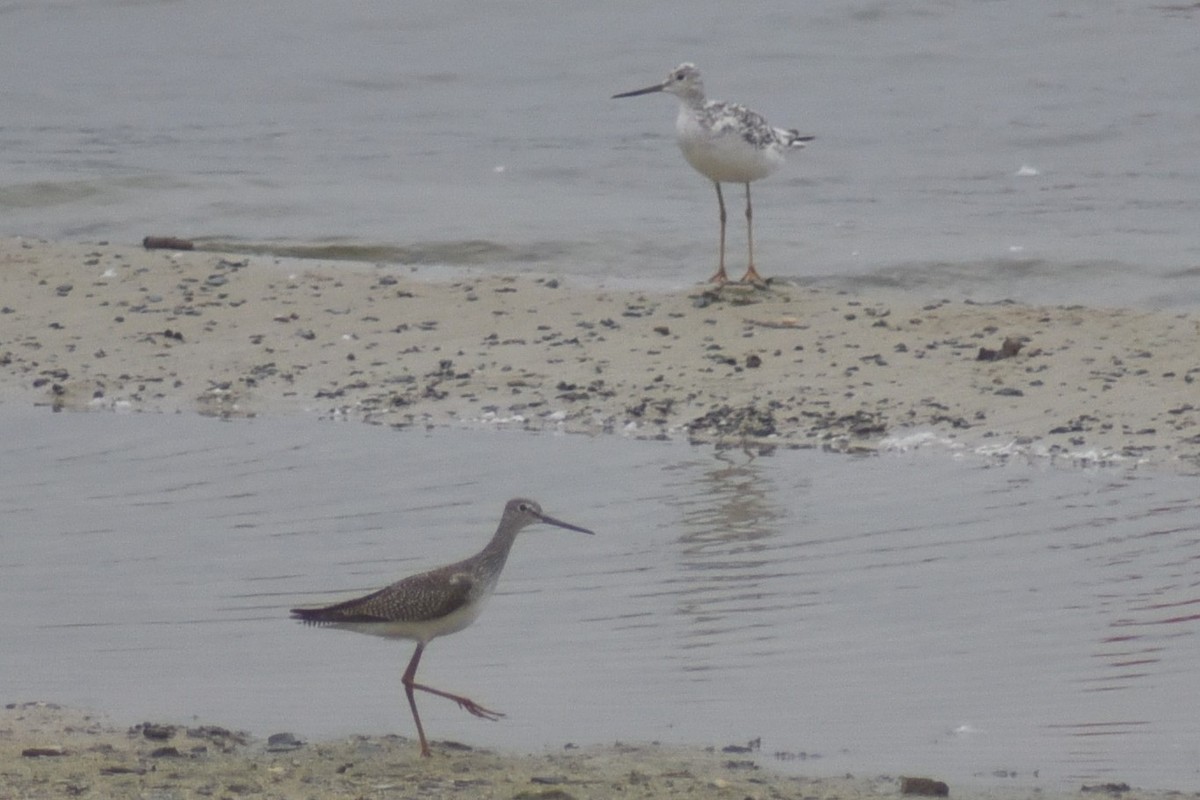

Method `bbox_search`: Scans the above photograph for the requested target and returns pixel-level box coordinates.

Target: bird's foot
[737,266,768,287]
[409,680,505,721]
[707,267,730,285]
[454,696,505,721]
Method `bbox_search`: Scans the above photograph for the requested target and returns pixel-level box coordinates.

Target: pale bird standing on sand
[613,62,813,285]
[291,498,594,758]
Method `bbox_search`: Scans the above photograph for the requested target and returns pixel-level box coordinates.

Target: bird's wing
[291,567,475,625]
[704,101,771,141]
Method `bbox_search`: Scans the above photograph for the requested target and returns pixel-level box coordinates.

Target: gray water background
[4,1,1200,791]
[2,408,1198,790]
[3,0,1200,307]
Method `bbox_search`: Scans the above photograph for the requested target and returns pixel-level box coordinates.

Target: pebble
[266,732,305,752]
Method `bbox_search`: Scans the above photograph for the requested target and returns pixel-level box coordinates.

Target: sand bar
[2,236,1198,471]
[4,703,1190,800]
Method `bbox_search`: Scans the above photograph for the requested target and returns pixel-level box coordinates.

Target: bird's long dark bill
[611,83,665,99]
[537,512,595,535]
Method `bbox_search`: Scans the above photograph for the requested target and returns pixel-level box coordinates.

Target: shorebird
[290,498,594,757]
[613,62,813,285]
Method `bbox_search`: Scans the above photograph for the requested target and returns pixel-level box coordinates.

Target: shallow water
[2,408,1197,790]
[3,1,1200,308]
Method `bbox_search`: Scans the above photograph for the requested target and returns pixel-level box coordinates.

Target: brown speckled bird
[290,498,593,757]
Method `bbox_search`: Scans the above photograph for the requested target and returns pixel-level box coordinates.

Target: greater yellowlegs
[613,62,813,285]
[290,498,594,757]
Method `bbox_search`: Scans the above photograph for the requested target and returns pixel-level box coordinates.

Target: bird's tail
[778,128,815,149]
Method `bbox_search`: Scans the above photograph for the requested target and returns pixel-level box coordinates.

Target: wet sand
[3,703,1185,800]
[2,236,1198,470]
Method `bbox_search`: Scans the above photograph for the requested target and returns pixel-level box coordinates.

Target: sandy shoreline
[2,236,1199,471]
[3,703,1187,800]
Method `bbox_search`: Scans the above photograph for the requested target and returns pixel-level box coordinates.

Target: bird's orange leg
[708,182,729,284]
[401,642,504,758]
[739,183,766,285]
[401,643,433,756]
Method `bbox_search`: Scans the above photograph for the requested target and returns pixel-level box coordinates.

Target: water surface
[3,1,1200,307]
[2,408,1197,790]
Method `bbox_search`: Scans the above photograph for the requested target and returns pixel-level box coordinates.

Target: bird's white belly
[330,594,489,643]
[676,120,782,184]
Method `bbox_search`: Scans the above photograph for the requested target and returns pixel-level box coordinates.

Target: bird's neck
[477,525,521,576]
[676,91,707,112]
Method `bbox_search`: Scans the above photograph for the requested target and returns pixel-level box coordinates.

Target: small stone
[22,746,67,758]
[140,722,177,741]
[901,776,950,796]
[266,732,304,752]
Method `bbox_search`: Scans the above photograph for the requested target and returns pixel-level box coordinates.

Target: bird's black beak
[537,511,595,535]
[611,82,665,99]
